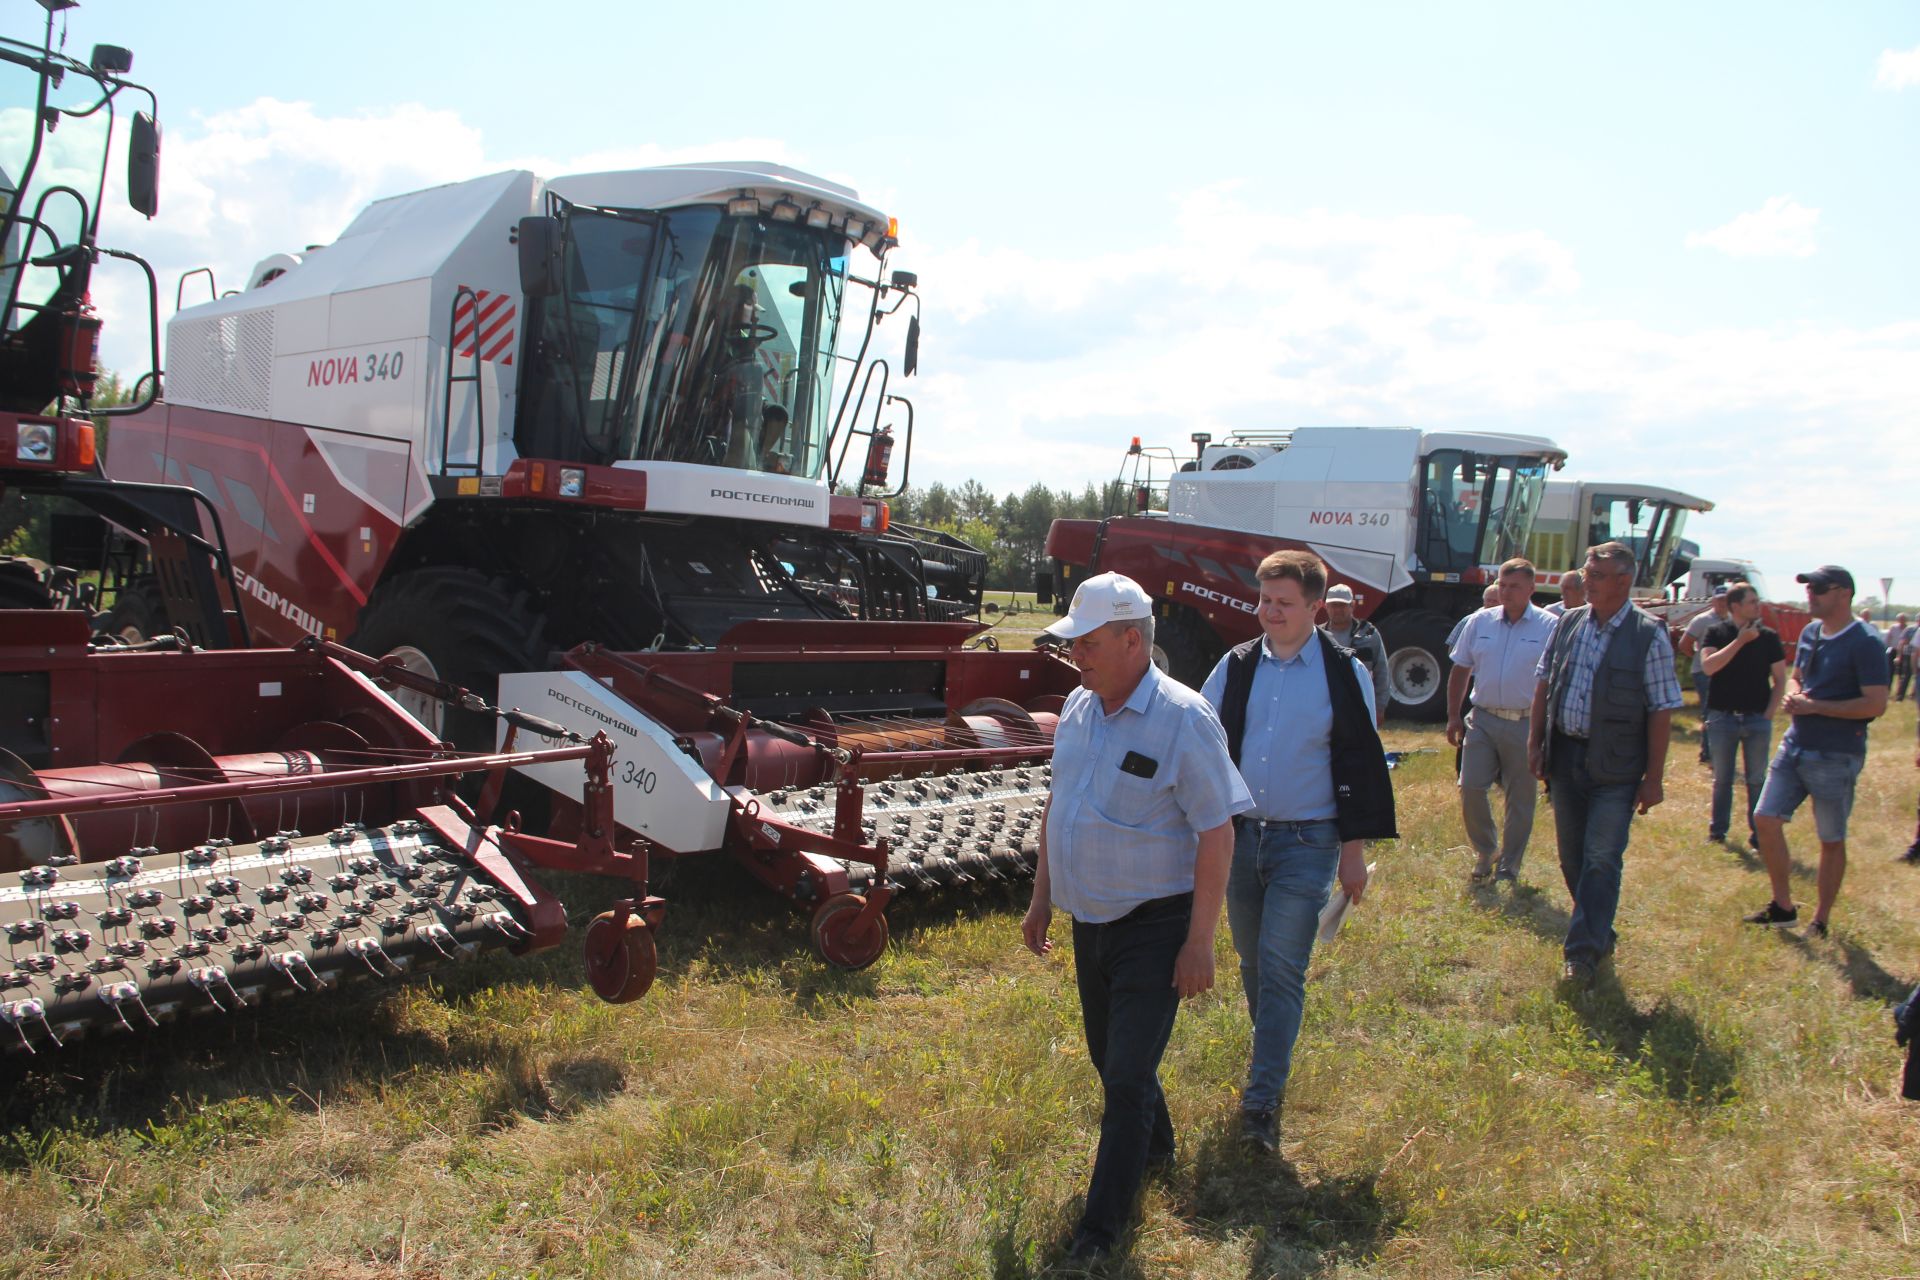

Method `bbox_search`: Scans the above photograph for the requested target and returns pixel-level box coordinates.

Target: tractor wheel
[810,893,889,971]
[0,560,53,611]
[1377,608,1455,721]
[348,568,546,750]
[101,578,167,641]
[583,910,657,1004]
[1154,609,1227,690]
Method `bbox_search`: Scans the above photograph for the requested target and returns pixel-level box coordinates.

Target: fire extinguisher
[862,427,894,489]
[58,294,103,403]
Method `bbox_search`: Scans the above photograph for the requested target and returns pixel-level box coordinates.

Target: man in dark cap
[1744,565,1890,939]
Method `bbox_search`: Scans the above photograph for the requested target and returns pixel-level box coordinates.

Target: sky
[10,0,1919,601]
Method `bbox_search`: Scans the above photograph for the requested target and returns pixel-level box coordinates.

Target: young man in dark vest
[1200,549,1397,1154]
[1527,541,1683,986]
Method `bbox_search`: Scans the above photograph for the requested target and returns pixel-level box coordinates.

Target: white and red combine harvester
[103,162,978,747]
[1045,427,1567,719]
[55,158,1089,985]
[1523,478,1712,600]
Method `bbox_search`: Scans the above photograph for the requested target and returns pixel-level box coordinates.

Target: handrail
[439,285,487,475]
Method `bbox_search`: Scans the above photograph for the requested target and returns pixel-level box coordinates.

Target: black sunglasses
[1805,581,1836,595]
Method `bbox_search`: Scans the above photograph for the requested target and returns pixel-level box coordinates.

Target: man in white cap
[1021,571,1252,1266]
[1320,583,1390,727]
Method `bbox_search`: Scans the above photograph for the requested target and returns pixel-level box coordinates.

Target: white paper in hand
[1316,863,1377,944]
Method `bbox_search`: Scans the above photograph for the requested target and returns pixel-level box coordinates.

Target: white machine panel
[613,460,830,528]
[496,670,733,852]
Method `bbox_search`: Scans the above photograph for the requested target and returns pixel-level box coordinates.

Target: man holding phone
[1022,572,1251,1266]
[1699,582,1788,850]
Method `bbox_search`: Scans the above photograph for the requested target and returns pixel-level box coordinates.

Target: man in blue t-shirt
[1744,564,1890,938]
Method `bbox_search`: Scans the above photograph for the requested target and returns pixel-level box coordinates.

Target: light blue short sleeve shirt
[1045,665,1254,924]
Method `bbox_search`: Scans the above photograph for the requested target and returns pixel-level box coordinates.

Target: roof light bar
[804,205,833,230]
[727,192,761,217]
[768,197,802,223]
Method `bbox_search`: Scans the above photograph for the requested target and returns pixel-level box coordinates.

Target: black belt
[1234,815,1337,832]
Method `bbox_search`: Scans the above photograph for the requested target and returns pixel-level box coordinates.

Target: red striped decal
[453,287,517,366]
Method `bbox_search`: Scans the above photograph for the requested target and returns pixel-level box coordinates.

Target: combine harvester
[0,6,1081,1050]
[1044,428,1567,718]
[1522,478,1711,600]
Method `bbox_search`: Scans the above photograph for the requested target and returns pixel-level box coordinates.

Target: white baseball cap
[1045,572,1155,640]
[1325,584,1355,603]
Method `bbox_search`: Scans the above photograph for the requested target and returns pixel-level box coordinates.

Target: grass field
[4,681,1920,1278]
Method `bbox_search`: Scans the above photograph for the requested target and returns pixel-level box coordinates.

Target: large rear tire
[1154,609,1227,690]
[101,577,166,642]
[1377,608,1455,721]
[348,568,547,751]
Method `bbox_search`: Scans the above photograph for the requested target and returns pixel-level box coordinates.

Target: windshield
[0,53,114,339]
[1416,451,1551,573]
[1585,494,1690,591]
[516,202,848,479]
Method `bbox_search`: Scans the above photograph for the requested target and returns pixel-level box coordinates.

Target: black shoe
[1747,831,1760,851]
[1561,958,1596,987]
[1744,901,1798,928]
[1239,1108,1278,1155]
[1901,845,1920,865]
[1494,870,1518,886]
[1707,830,1726,844]
[1061,1231,1113,1269]
[1143,1149,1176,1181]
[1806,919,1830,941]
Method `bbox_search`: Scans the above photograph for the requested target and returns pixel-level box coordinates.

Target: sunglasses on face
[1806,582,1835,596]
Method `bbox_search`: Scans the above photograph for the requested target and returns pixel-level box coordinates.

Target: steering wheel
[737,322,779,345]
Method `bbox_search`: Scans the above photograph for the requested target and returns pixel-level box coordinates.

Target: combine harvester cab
[1524,478,1712,602]
[1044,427,1567,719]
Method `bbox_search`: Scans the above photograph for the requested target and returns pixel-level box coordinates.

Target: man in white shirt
[1447,558,1558,884]
[1543,569,1585,617]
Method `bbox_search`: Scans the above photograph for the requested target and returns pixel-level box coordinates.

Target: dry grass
[3,698,1919,1278]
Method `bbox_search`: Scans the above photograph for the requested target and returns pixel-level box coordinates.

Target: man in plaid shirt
[1528,542,1683,985]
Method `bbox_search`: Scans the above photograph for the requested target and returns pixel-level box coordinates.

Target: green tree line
[889,479,1130,592]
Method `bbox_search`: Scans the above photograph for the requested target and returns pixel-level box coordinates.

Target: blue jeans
[1070,892,1188,1249]
[1548,734,1640,965]
[1756,745,1865,843]
[1225,819,1342,1113]
[1706,711,1772,839]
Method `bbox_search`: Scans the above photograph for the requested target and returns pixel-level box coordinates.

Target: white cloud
[1877,44,1920,89]
[1684,197,1820,258]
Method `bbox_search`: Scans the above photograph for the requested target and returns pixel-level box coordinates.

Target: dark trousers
[1893,652,1913,701]
[1070,892,1189,1248]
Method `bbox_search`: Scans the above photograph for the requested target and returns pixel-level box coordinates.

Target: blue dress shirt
[1200,635,1377,823]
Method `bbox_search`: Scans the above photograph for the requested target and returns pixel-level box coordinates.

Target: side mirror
[127,112,160,218]
[1459,452,1479,486]
[1034,569,1054,606]
[903,313,920,377]
[516,216,563,298]
[890,270,918,290]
